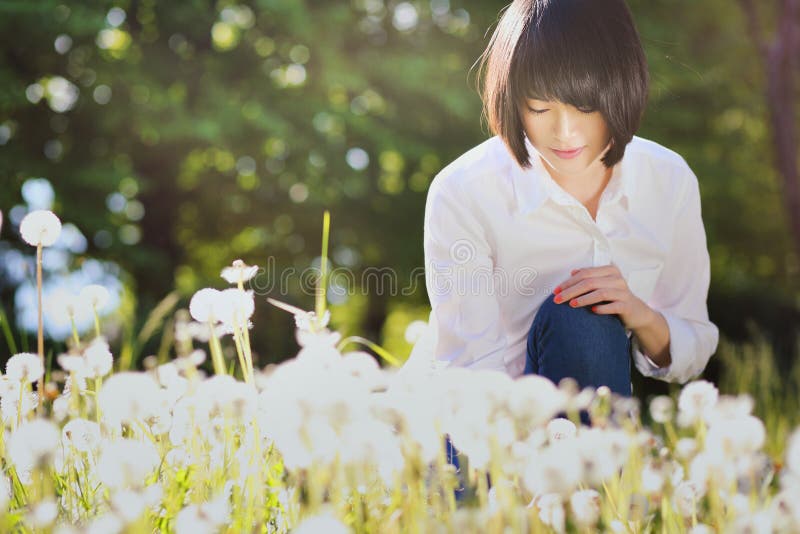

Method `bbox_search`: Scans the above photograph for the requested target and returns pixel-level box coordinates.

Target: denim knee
[526,291,631,395]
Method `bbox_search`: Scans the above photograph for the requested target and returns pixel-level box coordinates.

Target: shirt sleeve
[423,177,513,373]
[631,160,719,384]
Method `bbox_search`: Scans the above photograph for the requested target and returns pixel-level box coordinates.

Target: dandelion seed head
[786,428,800,475]
[217,287,255,326]
[27,498,58,528]
[85,513,124,534]
[534,493,565,534]
[220,259,258,284]
[649,395,674,424]
[569,489,601,528]
[673,480,704,517]
[524,443,581,496]
[6,352,44,383]
[0,476,11,512]
[293,509,350,534]
[110,489,148,523]
[0,385,39,424]
[57,353,87,376]
[45,288,81,323]
[84,336,113,378]
[79,284,110,309]
[547,418,577,442]
[97,438,160,490]
[640,461,665,495]
[7,418,60,470]
[20,209,62,247]
[509,374,567,428]
[62,418,101,453]
[678,380,718,426]
[189,288,223,323]
[98,372,163,428]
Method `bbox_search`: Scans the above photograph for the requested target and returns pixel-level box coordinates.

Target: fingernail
[554,286,562,294]
[570,299,578,307]
[591,306,597,312]
[553,295,562,303]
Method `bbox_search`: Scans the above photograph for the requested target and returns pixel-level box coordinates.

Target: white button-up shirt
[423,134,719,384]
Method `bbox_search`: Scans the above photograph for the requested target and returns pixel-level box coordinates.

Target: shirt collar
[511,136,635,216]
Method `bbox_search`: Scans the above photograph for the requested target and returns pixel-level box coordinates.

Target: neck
[541,157,613,199]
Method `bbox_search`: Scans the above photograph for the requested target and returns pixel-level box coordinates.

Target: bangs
[510,2,622,110]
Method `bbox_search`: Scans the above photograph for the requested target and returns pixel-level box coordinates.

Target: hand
[552,264,655,330]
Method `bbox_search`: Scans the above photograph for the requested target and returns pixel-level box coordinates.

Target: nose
[553,109,578,140]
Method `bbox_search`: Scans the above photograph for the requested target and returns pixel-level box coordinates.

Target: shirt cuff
[631,311,700,383]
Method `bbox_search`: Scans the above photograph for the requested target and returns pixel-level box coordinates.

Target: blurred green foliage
[0,0,797,384]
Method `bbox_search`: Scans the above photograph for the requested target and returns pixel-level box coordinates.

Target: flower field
[2,210,800,533]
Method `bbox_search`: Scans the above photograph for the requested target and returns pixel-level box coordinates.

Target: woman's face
[519,98,613,182]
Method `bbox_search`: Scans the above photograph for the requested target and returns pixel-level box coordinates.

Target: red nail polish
[553,295,561,303]
[570,299,577,307]
[554,286,562,294]
[591,306,597,312]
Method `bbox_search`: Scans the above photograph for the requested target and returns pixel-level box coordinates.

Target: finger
[555,267,593,295]
[557,266,619,295]
[591,301,620,314]
[567,288,626,308]
[555,275,619,304]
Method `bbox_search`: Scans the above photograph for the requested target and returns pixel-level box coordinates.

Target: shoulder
[427,136,513,201]
[625,135,692,175]
[624,135,697,200]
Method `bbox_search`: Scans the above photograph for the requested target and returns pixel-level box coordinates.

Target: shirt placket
[554,192,616,268]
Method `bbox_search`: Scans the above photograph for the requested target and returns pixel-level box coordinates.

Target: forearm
[631,305,671,368]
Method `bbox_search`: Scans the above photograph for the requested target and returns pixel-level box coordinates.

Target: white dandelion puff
[62,418,101,453]
[534,493,565,534]
[220,259,258,284]
[189,288,224,323]
[649,395,674,424]
[0,476,11,512]
[19,209,62,247]
[97,439,160,491]
[677,380,718,426]
[6,352,44,383]
[293,509,350,534]
[83,336,113,378]
[98,372,163,429]
[7,418,60,470]
[673,480,704,517]
[569,489,601,528]
[79,284,110,310]
[547,418,577,442]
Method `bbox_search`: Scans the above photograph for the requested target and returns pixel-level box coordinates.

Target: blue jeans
[444,291,633,502]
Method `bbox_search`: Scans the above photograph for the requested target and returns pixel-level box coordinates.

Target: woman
[424,0,719,499]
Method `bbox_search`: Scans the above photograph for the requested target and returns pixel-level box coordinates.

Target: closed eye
[527,106,596,115]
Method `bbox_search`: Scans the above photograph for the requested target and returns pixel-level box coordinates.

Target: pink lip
[551,147,584,159]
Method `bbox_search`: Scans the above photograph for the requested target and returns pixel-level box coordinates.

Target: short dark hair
[478,0,649,169]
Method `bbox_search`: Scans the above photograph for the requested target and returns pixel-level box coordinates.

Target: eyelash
[528,107,595,115]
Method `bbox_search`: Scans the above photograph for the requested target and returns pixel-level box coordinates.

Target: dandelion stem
[92,304,101,339]
[17,381,24,428]
[36,243,44,415]
[315,211,330,322]
[207,319,226,376]
[236,278,256,379]
[231,320,250,383]
[95,377,102,424]
[66,312,80,351]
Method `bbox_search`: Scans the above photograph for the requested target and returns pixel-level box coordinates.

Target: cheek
[520,115,546,140]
